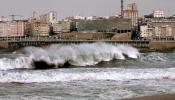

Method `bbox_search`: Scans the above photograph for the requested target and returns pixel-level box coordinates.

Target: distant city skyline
[0,0,174,19]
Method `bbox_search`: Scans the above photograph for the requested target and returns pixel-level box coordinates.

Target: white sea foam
[140,52,168,62]
[24,43,140,66]
[0,68,175,83]
[0,56,33,70]
[0,43,140,70]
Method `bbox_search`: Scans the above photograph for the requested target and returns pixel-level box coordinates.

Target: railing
[0,36,150,49]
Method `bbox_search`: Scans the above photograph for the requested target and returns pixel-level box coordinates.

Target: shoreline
[121,94,175,100]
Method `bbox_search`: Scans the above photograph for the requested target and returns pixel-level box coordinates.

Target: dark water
[0,43,175,100]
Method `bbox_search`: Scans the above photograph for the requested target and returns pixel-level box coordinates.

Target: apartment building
[152,19,175,40]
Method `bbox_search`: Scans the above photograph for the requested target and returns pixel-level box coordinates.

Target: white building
[0,16,8,22]
[153,10,165,18]
[140,25,153,39]
[86,16,94,20]
[73,16,85,20]
[48,11,58,24]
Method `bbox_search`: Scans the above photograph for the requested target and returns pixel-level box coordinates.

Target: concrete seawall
[0,40,174,52]
[0,40,149,48]
[150,41,175,51]
[0,41,9,49]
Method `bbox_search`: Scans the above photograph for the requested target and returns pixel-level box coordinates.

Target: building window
[166,25,172,36]
[155,27,161,36]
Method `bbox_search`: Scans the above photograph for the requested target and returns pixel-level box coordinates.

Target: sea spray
[0,43,140,70]
[25,43,140,67]
[0,56,33,70]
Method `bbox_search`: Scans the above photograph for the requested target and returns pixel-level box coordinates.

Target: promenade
[0,36,174,52]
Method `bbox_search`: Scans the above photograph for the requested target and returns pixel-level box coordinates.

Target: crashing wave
[0,43,140,70]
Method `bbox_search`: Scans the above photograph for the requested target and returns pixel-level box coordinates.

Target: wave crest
[0,43,140,70]
[26,43,140,68]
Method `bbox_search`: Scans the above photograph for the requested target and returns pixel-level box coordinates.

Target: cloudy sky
[0,0,174,19]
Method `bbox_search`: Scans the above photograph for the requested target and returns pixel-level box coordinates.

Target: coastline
[121,94,175,100]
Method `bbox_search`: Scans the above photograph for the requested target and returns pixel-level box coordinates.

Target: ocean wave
[0,43,140,70]
[0,68,175,83]
[139,52,175,63]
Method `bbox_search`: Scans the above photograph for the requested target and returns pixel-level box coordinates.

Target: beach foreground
[122,94,175,100]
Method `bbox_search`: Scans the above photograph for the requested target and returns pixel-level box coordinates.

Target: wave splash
[0,68,175,83]
[0,43,140,70]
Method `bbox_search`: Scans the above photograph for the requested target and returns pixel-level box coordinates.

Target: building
[8,20,27,37]
[40,11,58,24]
[153,10,165,18]
[86,16,99,20]
[27,18,50,36]
[0,21,9,37]
[40,14,48,24]
[31,22,49,36]
[27,18,40,36]
[73,16,86,20]
[123,3,138,27]
[48,11,58,24]
[77,18,131,33]
[173,15,175,18]
[142,14,154,26]
[38,23,50,36]
[140,25,153,39]
[52,23,62,34]
[0,16,8,22]
[61,21,72,33]
[32,23,50,36]
[152,19,175,40]
[52,21,74,34]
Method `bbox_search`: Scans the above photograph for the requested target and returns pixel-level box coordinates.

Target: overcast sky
[0,0,174,19]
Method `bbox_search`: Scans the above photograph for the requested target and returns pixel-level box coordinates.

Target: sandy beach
[122,94,175,100]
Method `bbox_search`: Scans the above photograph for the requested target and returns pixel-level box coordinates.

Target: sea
[0,43,174,100]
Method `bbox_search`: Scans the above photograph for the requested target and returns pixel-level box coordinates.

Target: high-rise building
[123,3,138,27]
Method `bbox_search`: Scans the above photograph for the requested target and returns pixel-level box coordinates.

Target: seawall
[149,41,175,52]
[0,40,149,48]
[0,41,9,49]
[0,40,174,52]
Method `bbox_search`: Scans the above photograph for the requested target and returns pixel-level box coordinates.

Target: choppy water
[0,43,174,100]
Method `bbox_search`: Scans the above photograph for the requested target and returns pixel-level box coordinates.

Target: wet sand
[122,94,175,100]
